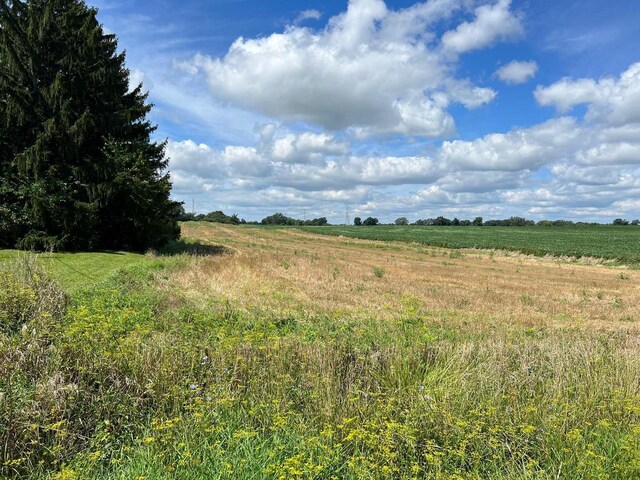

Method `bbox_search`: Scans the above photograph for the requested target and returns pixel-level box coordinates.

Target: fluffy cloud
[168,128,441,194]
[535,62,640,125]
[496,60,538,84]
[445,79,498,108]
[575,142,640,166]
[168,55,640,221]
[535,78,601,113]
[161,0,639,223]
[441,0,523,53]
[273,155,440,190]
[439,117,579,171]
[437,170,527,193]
[530,63,640,172]
[411,185,454,204]
[169,116,555,208]
[270,132,349,164]
[167,140,272,186]
[180,0,508,137]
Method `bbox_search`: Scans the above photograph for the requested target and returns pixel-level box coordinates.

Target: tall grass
[1,253,639,479]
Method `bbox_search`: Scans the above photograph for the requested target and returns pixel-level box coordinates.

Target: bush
[16,230,61,252]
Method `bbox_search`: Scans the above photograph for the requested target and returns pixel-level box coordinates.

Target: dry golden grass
[176,223,640,330]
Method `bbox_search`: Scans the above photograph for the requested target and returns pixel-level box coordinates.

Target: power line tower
[344,205,350,226]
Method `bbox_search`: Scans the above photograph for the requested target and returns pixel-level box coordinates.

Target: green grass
[0,250,149,291]
[2,234,640,479]
[297,225,640,263]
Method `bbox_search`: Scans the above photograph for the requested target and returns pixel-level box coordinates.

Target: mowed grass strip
[0,250,149,291]
[298,225,640,263]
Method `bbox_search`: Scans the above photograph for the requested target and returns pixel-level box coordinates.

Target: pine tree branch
[0,0,39,92]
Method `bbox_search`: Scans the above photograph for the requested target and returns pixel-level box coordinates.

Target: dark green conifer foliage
[0,0,180,250]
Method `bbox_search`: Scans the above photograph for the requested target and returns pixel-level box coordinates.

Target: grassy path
[0,250,149,291]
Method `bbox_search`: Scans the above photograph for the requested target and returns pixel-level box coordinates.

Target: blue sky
[93,0,640,222]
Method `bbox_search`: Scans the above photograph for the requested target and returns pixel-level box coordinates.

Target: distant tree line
[354,217,379,226]
[411,216,486,226]
[354,216,640,227]
[260,213,328,226]
[612,219,640,226]
[178,209,328,226]
[177,207,242,225]
[177,209,640,228]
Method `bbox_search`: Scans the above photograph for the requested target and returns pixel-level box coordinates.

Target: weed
[332,266,340,280]
[520,294,533,306]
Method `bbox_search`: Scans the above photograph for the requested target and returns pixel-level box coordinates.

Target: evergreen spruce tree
[0,0,180,250]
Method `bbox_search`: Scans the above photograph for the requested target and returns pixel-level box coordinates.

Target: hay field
[178,223,640,329]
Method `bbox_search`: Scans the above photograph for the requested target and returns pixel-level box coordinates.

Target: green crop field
[299,225,640,263]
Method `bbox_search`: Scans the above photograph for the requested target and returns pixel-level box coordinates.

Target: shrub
[16,231,61,252]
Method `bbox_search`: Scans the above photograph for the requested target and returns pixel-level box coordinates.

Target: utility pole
[344,205,350,226]
[192,198,195,215]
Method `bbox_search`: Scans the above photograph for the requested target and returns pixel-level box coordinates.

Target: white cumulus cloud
[271,132,350,164]
[496,60,538,84]
[535,62,640,125]
[439,117,579,171]
[159,0,640,223]
[179,0,507,137]
[441,0,523,53]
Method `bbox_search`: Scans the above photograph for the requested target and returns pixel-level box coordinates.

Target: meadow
[1,222,640,479]
[300,225,640,264]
